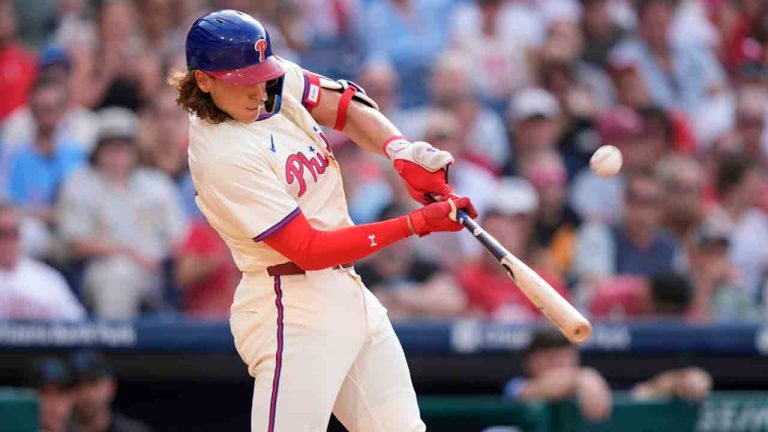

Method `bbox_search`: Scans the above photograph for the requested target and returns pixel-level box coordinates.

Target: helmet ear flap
[260,76,285,119]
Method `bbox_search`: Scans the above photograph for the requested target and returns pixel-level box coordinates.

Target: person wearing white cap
[502,87,562,176]
[456,177,569,322]
[57,107,187,319]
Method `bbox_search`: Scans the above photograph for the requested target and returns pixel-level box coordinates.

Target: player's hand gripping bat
[453,207,592,344]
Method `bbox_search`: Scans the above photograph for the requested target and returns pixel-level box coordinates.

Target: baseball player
[173,10,477,432]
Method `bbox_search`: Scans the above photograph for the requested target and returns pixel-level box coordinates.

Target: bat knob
[456,209,470,223]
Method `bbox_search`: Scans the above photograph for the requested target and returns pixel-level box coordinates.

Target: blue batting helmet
[185,9,285,86]
[185,10,286,119]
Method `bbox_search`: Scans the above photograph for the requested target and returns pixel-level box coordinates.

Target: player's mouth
[245,106,263,118]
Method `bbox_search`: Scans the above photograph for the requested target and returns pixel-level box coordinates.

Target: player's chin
[241,107,261,122]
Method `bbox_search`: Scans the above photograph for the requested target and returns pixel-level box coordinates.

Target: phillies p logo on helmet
[255,39,268,62]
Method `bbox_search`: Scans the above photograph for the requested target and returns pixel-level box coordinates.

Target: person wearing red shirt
[458,177,568,321]
[0,0,36,120]
[175,219,240,319]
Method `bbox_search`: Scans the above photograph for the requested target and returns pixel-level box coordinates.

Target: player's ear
[195,70,213,93]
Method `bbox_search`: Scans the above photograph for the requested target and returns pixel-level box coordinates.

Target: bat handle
[455,209,508,262]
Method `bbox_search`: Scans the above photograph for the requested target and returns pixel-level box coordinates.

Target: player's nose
[247,83,267,100]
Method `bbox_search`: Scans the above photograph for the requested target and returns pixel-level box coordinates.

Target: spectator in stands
[1,44,99,155]
[0,0,36,120]
[417,51,510,172]
[363,0,454,107]
[656,154,705,243]
[502,87,562,176]
[0,201,85,321]
[457,178,567,322]
[574,173,684,299]
[538,8,616,113]
[25,357,78,432]
[3,76,88,258]
[356,205,466,319]
[69,351,152,432]
[58,108,186,319]
[448,0,532,111]
[3,75,87,195]
[80,0,161,111]
[609,0,727,122]
[174,220,239,319]
[719,86,768,164]
[503,329,712,421]
[139,87,189,181]
[580,0,625,67]
[715,0,768,73]
[687,225,758,322]
[707,153,768,302]
[521,150,581,276]
[609,62,654,111]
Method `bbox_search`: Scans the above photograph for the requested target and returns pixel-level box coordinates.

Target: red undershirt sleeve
[263,211,413,270]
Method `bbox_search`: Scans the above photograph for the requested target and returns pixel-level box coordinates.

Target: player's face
[195,71,268,123]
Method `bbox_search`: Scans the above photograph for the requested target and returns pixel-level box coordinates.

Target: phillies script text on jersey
[285,148,329,197]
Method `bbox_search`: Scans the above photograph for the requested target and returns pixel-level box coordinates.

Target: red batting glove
[394,159,453,204]
[395,161,479,219]
[406,197,473,237]
[440,192,478,219]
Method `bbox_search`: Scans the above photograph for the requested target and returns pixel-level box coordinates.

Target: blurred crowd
[1,0,767,324]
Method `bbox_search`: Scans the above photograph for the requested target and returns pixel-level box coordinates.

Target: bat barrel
[457,208,592,344]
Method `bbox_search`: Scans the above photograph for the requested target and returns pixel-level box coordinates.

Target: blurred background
[1,0,768,430]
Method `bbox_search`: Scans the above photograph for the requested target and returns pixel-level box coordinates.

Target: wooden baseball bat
[456,209,592,344]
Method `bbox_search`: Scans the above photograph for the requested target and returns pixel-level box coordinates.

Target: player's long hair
[168,70,232,124]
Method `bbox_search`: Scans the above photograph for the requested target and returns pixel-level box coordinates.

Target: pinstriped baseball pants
[230,267,425,432]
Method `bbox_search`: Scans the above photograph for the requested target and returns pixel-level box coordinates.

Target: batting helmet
[185,9,285,118]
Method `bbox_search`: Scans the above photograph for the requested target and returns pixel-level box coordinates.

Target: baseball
[590,145,623,177]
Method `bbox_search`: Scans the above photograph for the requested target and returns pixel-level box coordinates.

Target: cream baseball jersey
[188,58,353,274]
